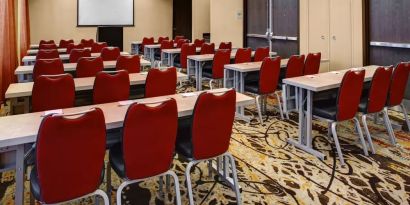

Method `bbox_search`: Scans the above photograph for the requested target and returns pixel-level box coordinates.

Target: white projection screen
[77,0,134,26]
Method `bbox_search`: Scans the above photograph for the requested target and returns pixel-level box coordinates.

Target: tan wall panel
[192,0,210,40]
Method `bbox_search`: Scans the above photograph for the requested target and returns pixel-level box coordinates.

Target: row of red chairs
[30,88,240,204]
[139,36,207,53]
[39,39,95,49]
[36,42,110,60]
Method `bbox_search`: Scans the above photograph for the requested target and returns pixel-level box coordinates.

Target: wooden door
[244,0,270,50]
[173,0,192,41]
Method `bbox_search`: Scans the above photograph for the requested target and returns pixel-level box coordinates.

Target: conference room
[0,0,409,204]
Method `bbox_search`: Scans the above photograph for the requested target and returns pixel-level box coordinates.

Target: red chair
[140,37,155,54]
[245,57,284,123]
[93,70,130,104]
[359,66,395,153]
[200,43,215,55]
[312,69,368,165]
[154,40,174,60]
[158,36,169,44]
[59,39,74,49]
[304,52,321,75]
[32,74,75,112]
[234,48,252,64]
[66,43,85,55]
[101,47,121,61]
[175,89,241,204]
[69,49,91,63]
[30,108,109,204]
[193,39,205,47]
[109,98,181,205]
[253,47,270,62]
[145,67,177,98]
[33,58,65,81]
[219,42,232,50]
[386,62,410,133]
[174,35,185,42]
[116,55,141,73]
[36,49,60,60]
[39,44,57,50]
[176,39,189,48]
[39,40,55,46]
[76,57,104,78]
[202,49,231,89]
[174,44,196,69]
[81,39,95,47]
[91,42,108,53]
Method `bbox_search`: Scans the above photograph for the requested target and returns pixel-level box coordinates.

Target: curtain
[0,0,17,103]
[20,0,30,62]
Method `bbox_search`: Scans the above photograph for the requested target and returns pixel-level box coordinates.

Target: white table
[282,65,379,160]
[161,47,201,67]
[27,48,67,55]
[144,44,178,67]
[0,88,254,205]
[21,52,129,66]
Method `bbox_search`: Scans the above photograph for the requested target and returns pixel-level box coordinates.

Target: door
[245,0,270,50]
[173,0,192,41]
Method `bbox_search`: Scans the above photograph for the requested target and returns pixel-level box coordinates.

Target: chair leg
[185,161,196,205]
[209,79,214,90]
[255,95,263,125]
[383,108,397,145]
[331,122,345,165]
[400,103,410,132]
[361,114,376,154]
[274,92,284,119]
[225,153,242,205]
[166,175,171,192]
[208,160,213,178]
[94,189,110,205]
[106,163,111,196]
[167,171,182,205]
[353,117,369,156]
[327,122,332,140]
[116,182,127,205]
[282,84,290,119]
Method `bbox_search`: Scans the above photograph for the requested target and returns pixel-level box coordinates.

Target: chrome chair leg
[383,108,397,145]
[331,122,345,165]
[255,95,263,125]
[361,114,376,154]
[226,153,242,205]
[274,92,284,119]
[400,103,410,132]
[353,117,369,156]
[209,79,214,90]
[185,162,195,205]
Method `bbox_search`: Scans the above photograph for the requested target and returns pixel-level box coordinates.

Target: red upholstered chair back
[76,57,104,78]
[336,69,365,121]
[101,47,121,61]
[200,43,215,55]
[259,57,282,94]
[145,67,177,98]
[93,71,130,104]
[180,43,196,69]
[253,47,270,62]
[191,89,236,159]
[80,39,95,47]
[33,58,65,81]
[39,44,57,50]
[387,62,410,107]
[194,39,205,47]
[234,48,252,64]
[59,39,74,49]
[158,36,169,44]
[66,43,85,55]
[122,99,178,179]
[219,42,232,50]
[304,52,321,75]
[91,42,108,53]
[211,49,231,79]
[36,49,60,60]
[69,49,91,63]
[366,66,393,113]
[176,39,189,48]
[174,35,185,42]
[35,108,106,203]
[285,55,305,78]
[116,55,141,73]
[39,40,55,46]
[160,40,174,52]
[32,74,75,112]
[141,37,155,52]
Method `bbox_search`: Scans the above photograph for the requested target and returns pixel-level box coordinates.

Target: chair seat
[244,81,259,94]
[175,117,194,160]
[109,144,126,179]
[312,99,338,121]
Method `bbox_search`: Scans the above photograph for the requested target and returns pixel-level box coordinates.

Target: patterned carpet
[0,83,409,205]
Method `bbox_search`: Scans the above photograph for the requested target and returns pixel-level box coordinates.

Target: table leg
[306,90,313,148]
[195,61,200,90]
[17,74,25,83]
[198,62,203,91]
[15,144,25,205]
[150,48,155,67]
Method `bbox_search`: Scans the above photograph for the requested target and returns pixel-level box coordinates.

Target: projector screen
[77,0,134,27]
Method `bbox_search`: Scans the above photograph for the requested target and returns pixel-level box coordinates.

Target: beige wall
[210,0,243,48]
[192,0,210,40]
[29,0,173,53]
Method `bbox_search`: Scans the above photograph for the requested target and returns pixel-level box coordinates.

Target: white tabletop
[162,47,202,54]
[187,51,278,62]
[22,52,129,63]
[224,59,290,72]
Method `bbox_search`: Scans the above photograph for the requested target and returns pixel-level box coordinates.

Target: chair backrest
[39,43,57,50]
[145,67,177,98]
[211,49,231,79]
[58,39,74,49]
[336,69,365,121]
[91,42,108,53]
[219,42,232,50]
[180,43,196,69]
[304,52,321,75]
[35,108,106,203]
[36,49,60,60]
[158,36,169,44]
[116,55,141,73]
[258,57,282,94]
[194,39,205,47]
[93,71,130,104]
[100,47,120,61]
[285,55,306,78]
[387,62,410,107]
[32,74,75,112]
[174,35,185,42]
[39,40,55,46]
[200,43,215,55]
[33,58,65,81]
[69,49,91,63]
[76,57,104,78]
[191,89,236,159]
[80,39,95,47]
[66,43,85,55]
[176,39,189,48]
[160,40,174,51]
[141,37,155,52]
[234,48,252,64]
[253,47,270,62]
[366,66,393,113]
[122,99,178,179]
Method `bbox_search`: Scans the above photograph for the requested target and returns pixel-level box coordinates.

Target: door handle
[321,35,325,40]
[332,36,336,40]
